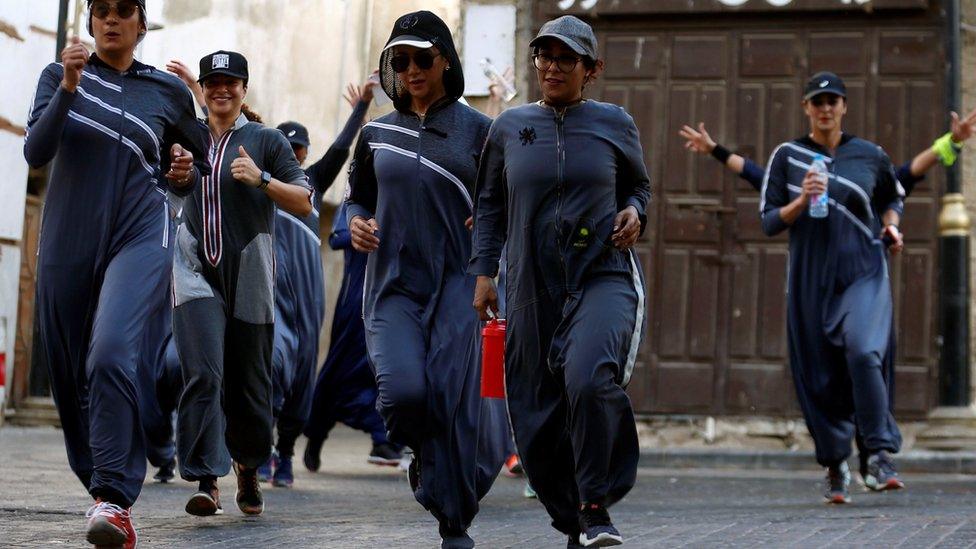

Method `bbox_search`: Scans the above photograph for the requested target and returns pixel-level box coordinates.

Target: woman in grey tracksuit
[470,16,650,549]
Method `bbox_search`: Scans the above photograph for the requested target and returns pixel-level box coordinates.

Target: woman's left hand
[612,206,641,249]
[883,224,904,255]
[231,146,263,187]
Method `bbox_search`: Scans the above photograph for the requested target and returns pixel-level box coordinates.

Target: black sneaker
[304,437,323,472]
[185,478,223,516]
[824,462,851,504]
[153,458,176,483]
[864,451,904,491]
[578,503,622,547]
[234,462,264,515]
[439,523,474,549]
[368,442,403,466]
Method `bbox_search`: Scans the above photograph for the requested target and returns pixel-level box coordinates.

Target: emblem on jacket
[519,127,537,146]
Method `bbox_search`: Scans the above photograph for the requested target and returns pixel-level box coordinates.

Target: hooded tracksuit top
[469,100,650,535]
[761,134,904,467]
[346,99,508,532]
[173,113,311,479]
[24,55,211,507]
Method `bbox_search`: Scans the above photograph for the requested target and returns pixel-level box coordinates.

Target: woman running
[470,15,650,548]
[23,1,210,546]
[172,50,313,518]
[760,71,906,503]
[346,10,506,548]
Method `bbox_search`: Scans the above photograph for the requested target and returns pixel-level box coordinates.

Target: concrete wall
[0,1,61,411]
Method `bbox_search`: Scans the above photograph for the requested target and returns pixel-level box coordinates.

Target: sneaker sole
[235,491,265,515]
[367,456,402,466]
[579,533,623,547]
[185,494,223,516]
[271,479,293,488]
[86,518,127,546]
[865,477,905,492]
[824,494,851,504]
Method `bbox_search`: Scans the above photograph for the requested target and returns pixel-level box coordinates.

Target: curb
[638,448,976,474]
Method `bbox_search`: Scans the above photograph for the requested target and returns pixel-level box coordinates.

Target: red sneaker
[85,499,137,548]
[504,454,523,478]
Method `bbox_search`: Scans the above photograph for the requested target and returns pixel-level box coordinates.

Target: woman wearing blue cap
[761,71,906,504]
[471,15,650,549]
[171,50,313,519]
[345,10,508,548]
[24,1,210,546]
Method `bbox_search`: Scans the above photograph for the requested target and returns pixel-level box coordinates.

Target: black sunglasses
[91,1,139,19]
[390,50,442,73]
[810,95,841,107]
[532,53,582,73]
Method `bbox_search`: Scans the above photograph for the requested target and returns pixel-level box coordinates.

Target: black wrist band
[711,144,732,164]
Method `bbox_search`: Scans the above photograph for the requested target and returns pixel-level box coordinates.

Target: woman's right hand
[473,275,499,321]
[350,215,380,253]
[60,36,88,93]
[800,168,827,201]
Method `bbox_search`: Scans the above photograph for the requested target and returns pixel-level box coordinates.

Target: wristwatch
[258,170,272,189]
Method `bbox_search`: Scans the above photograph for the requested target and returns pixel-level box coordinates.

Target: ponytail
[241,103,263,123]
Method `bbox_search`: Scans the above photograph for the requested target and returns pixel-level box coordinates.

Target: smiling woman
[170,49,314,522]
[22,1,212,547]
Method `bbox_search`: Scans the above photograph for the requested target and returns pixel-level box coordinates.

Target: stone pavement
[3,425,976,548]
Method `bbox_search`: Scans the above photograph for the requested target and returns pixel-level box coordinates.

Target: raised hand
[61,36,88,93]
[344,83,364,108]
[679,122,717,155]
[950,106,976,144]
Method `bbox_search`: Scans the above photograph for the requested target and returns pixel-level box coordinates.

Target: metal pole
[938,0,971,407]
[55,0,70,59]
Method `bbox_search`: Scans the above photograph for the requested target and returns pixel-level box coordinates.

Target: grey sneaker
[864,451,904,491]
[824,461,851,504]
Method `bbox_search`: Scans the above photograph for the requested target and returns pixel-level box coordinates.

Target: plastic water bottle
[809,155,829,218]
[480,58,517,102]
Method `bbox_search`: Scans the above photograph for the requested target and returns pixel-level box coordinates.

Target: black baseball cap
[198,51,249,84]
[277,121,310,148]
[803,71,846,101]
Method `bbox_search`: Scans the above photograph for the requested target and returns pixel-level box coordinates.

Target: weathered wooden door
[534,0,944,418]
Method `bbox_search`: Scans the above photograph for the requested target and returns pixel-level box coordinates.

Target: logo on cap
[399,15,419,29]
[213,54,230,69]
[288,130,297,137]
[820,80,829,88]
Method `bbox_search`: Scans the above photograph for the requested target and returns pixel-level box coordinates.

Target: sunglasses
[90,1,140,19]
[390,50,442,73]
[532,53,582,74]
[810,95,841,107]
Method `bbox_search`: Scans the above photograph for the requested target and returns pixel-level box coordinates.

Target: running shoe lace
[579,504,612,528]
[86,501,129,520]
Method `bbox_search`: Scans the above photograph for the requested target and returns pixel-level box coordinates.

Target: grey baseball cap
[529,15,598,60]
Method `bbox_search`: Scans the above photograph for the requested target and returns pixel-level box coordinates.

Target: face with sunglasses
[803,93,847,135]
[390,45,449,106]
[532,39,601,107]
[89,0,144,55]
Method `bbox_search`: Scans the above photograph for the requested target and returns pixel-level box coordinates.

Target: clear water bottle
[809,154,829,218]
[480,58,517,102]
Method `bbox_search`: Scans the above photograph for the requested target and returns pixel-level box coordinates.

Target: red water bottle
[481,319,506,399]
